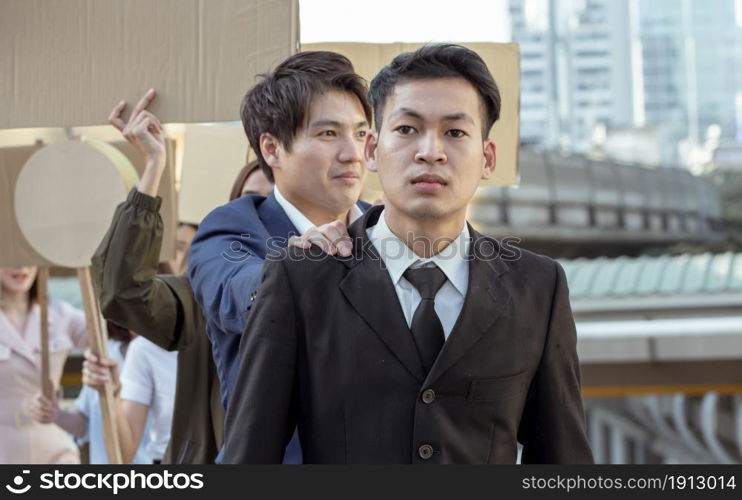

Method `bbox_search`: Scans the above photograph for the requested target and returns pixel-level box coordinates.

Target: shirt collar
[273,185,363,236]
[369,209,470,296]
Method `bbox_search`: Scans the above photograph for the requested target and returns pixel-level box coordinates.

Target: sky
[300,0,511,43]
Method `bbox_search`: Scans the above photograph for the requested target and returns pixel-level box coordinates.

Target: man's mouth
[411,173,447,186]
[333,172,360,183]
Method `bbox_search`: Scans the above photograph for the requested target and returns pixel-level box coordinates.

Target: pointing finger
[108,100,127,131]
[130,88,157,122]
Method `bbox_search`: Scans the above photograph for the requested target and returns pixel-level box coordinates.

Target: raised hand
[109,89,167,195]
[108,88,166,169]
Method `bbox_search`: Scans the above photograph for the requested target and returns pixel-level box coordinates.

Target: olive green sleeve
[92,188,190,351]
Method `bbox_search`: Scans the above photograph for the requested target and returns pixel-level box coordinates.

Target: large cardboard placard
[0,0,299,128]
[302,42,521,192]
[178,125,252,225]
[0,141,177,266]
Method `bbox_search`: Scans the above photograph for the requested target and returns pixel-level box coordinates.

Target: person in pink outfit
[0,266,87,464]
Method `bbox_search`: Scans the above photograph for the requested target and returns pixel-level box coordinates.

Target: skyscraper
[509,0,642,152]
[509,0,742,166]
[639,0,742,165]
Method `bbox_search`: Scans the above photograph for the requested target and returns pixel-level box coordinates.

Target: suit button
[418,444,434,460]
[421,389,436,404]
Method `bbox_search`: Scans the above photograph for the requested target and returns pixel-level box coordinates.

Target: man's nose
[414,132,447,165]
[338,134,364,163]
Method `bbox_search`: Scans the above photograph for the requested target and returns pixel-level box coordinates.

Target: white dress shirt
[120,336,178,461]
[273,185,364,236]
[367,209,470,340]
[74,339,154,464]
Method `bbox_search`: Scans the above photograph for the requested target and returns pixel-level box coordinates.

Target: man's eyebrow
[442,112,476,125]
[389,107,424,120]
[308,119,369,128]
[389,109,475,126]
[308,119,343,128]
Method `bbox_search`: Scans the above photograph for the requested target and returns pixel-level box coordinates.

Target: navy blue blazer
[189,194,295,409]
[188,193,369,462]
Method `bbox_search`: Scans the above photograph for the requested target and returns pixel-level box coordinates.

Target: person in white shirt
[30,325,154,464]
[84,335,177,463]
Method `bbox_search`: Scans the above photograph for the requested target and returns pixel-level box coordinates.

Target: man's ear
[365,130,379,172]
[481,139,496,180]
[260,133,282,171]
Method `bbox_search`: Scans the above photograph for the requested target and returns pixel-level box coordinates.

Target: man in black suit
[221,44,593,464]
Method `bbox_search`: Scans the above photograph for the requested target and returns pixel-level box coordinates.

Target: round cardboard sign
[14,141,139,268]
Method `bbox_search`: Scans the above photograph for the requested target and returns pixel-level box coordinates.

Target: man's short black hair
[368,44,501,138]
[241,51,372,182]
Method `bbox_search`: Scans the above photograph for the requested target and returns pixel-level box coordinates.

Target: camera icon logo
[5,470,31,495]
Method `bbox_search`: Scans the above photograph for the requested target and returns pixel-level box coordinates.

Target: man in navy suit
[187,51,372,461]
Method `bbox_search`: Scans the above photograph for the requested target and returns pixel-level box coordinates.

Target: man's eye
[394,125,417,135]
[355,130,368,138]
[447,129,466,138]
[319,130,336,137]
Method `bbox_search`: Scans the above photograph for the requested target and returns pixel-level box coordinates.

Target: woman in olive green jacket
[88,89,272,463]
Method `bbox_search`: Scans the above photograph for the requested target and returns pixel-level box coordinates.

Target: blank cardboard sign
[302,42,521,188]
[14,142,138,268]
[0,126,177,261]
[1,140,177,266]
[0,0,299,128]
[178,125,250,225]
[0,144,55,267]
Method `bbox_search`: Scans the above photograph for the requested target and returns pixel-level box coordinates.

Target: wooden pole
[77,266,123,464]
[36,267,53,399]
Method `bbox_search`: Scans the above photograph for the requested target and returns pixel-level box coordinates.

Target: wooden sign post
[77,267,123,464]
[36,267,53,399]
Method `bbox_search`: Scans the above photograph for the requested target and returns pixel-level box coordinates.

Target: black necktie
[403,265,448,374]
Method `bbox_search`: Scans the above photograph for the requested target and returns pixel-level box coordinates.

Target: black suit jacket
[222,206,593,464]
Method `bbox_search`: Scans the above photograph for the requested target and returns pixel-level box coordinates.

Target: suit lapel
[339,207,426,384]
[257,194,299,244]
[425,230,512,385]
[258,194,369,246]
